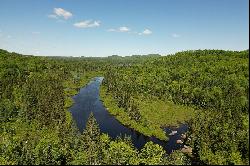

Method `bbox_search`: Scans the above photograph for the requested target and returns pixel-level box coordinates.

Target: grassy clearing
[100,86,196,141]
[138,97,196,127]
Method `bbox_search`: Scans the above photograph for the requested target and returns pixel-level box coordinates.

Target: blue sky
[0,0,249,57]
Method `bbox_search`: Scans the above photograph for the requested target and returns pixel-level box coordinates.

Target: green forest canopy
[0,49,249,165]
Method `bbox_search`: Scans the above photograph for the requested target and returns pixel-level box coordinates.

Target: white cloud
[107,27,152,36]
[48,8,72,20]
[107,26,131,32]
[119,26,130,32]
[54,8,73,19]
[142,29,152,35]
[172,33,181,38]
[7,35,11,39]
[74,20,100,28]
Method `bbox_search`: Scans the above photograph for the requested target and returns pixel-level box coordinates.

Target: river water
[69,77,188,154]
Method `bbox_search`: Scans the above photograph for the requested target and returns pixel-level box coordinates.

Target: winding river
[69,77,188,154]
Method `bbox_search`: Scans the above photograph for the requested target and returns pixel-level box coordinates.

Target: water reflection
[69,77,188,153]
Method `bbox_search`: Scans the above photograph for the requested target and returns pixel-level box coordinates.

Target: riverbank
[100,85,196,141]
[63,71,104,108]
[63,71,104,125]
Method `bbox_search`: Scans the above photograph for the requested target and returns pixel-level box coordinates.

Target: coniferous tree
[81,112,101,165]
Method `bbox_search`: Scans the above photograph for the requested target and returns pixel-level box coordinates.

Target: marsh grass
[100,86,196,141]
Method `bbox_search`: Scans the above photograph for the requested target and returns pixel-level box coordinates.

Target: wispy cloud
[54,8,72,19]
[74,20,100,28]
[107,26,131,32]
[119,26,130,32]
[48,8,73,20]
[108,27,152,36]
[139,29,152,35]
[171,33,181,38]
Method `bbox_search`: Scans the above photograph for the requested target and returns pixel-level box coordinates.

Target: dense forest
[0,48,249,165]
[102,50,249,164]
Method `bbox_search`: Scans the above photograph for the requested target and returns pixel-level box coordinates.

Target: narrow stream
[69,77,188,154]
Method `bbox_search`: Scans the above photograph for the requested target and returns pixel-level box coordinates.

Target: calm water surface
[69,77,188,154]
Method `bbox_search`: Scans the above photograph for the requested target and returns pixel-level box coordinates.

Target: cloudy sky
[0,0,249,57]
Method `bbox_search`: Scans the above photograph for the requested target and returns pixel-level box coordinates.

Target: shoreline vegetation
[63,71,104,127]
[64,71,104,109]
[100,85,196,141]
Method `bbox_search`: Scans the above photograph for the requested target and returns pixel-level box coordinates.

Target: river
[69,77,188,154]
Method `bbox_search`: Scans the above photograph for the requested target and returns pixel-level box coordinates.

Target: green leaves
[17,72,66,126]
[163,150,191,165]
[188,110,249,165]
[80,112,102,165]
[140,141,165,165]
[103,140,139,165]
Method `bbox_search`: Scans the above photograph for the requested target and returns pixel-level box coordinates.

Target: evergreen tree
[81,112,101,165]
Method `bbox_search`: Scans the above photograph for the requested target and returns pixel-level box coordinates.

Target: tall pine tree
[81,112,101,165]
